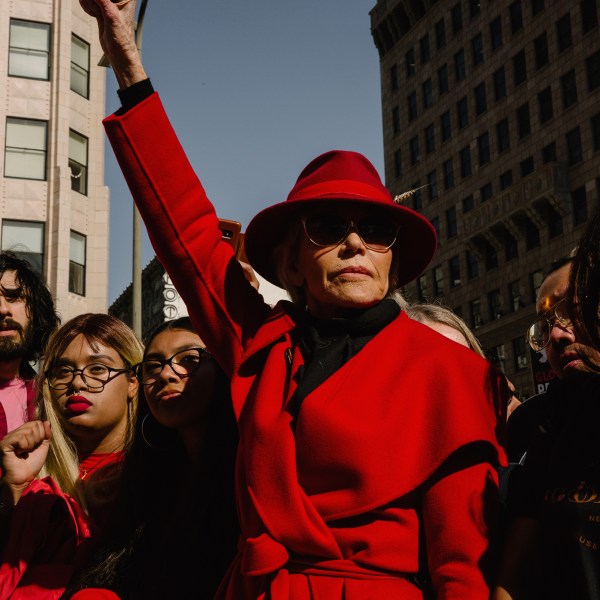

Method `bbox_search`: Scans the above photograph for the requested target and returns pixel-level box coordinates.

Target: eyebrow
[144,344,204,360]
[55,353,120,366]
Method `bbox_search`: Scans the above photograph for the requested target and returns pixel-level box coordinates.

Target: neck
[74,424,127,456]
[0,358,22,380]
[177,423,206,465]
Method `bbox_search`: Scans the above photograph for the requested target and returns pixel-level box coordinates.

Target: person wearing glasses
[81,1,507,597]
[66,317,238,599]
[496,250,600,600]
[0,313,142,598]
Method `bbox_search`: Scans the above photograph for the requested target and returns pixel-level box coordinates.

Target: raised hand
[0,421,52,503]
[79,0,147,89]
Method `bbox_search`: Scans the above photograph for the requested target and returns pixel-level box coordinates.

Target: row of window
[4,118,89,194]
[392,40,600,139]
[8,18,91,98]
[1,221,86,296]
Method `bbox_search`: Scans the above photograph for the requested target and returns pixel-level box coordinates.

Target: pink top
[0,377,29,434]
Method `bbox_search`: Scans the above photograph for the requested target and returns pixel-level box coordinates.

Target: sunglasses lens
[357,218,398,250]
[304,215,349,246]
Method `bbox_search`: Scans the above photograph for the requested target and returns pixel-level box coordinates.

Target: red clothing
[104,92,507,599]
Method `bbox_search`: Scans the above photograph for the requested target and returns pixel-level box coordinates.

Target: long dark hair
[65,318,239,598]
[568,205,600,365]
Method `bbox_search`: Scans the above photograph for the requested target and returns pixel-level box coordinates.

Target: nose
[0,295,12,316]
[549,319,576,347]
[70,370,89,391]
[157,362,181,383]
[340,230,367,255]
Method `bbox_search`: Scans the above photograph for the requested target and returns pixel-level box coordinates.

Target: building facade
[371,0,599,395]
[1,0,109,321]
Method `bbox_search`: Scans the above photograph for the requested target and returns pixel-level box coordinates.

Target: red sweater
[104,92,507,599]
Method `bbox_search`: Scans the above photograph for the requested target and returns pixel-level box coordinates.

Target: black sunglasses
[302,214,399,252]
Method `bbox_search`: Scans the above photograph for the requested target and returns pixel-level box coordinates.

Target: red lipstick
[65,395,92,414]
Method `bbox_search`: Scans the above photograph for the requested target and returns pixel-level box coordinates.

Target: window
[549,203,564,237]
[451,3,463,34]
[71,34,90,98]
[474,82,487,115]
[409,136,420,165]
[485,243,498,270]
[513,49,527,85]
[460,146,472,178]
[431,217,441,240]
[531,0,545,16]
[433,266,444,296]
[556,14,572,52]
[581,0,598,33]
[525,218,540,250]
[561,69,578,108]
[1,220,44,273]
[566,126,582,165]
[425,124,436,154]
[489,289,503,319]
[520,156,534,176]
[411,182,423,211]
[470,299,483,329]
[454,49,466,81]
[392,106,400,134]
[438,64,449,95]
[493,67,507,101]
[481,181,493,202]
[497,118,510,152]
[443,159,455,189]
[463,195,475,213]
[534,32,549,69]
[538,86,554,123]
[505,230,519,260]
[69,130,88,195]
[8,19,50,80]
[4,118,47,180]
[586,50,600,91]
[510,2,524,33]
[390,64,399,92]
[471,33,484,66]
[427,171,438,200]
[500,170,513,190]
[513,336,528,370]
[405,48,416,77]
[542,141,556,162]
[572,186,588,225]
[449,255,461,287]
[467,250,479,279]
[457,97,469,129]
[420,34,431,63]
[517,103,531,138]
[435,19,447,50]
[441,111,452,142]
[592,112,600,151]
[394,150,402,178]
[494,344,507,372]
[530,270,544,302]
[69,231,86,295]
[446,207,458,238]
[422,79,433,108]
[408,92,418,121]
[469,0,481,18]
[490,17,503,50]
[417,275,428,301]
[478,132,491,165]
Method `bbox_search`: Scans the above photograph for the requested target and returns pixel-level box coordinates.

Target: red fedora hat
[244,150,437,289]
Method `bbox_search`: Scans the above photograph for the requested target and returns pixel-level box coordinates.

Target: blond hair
[37,313,143,507]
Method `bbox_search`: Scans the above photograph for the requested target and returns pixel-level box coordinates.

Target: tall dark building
[371,0,599,395]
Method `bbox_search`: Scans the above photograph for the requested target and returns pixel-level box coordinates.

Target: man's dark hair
[0,252,60,369]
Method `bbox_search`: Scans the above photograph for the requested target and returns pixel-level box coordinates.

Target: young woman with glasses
[0,313,143,598]
[82,1,508,597]
[65,317,238,599]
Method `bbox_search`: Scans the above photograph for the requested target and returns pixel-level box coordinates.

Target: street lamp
[98,0,149,338]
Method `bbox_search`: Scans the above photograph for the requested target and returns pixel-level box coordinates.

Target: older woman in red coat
[81,2,507,598]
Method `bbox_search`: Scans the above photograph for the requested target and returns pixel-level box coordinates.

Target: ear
[127,372,139,401]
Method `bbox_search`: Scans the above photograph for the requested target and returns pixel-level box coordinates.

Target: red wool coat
[104,93,507,599]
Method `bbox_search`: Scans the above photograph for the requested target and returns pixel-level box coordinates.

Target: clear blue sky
[105,0,384,303]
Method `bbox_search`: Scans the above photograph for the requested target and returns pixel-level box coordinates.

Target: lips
[334,266,371,277]
[156,390,182,403]
[65,395,93,414]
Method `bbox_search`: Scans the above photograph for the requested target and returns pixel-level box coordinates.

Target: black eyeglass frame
[45,364,130,391]
[301,214,399,253]
[132,347,211,386]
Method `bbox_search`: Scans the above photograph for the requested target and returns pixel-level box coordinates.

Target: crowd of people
[0,0,598,598]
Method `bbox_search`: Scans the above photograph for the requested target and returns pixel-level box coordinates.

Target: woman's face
[289,206,394,318]
[49,334,138,449]
[142,329,216,431]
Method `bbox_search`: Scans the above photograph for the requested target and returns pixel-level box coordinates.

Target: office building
[371,0,599,394]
